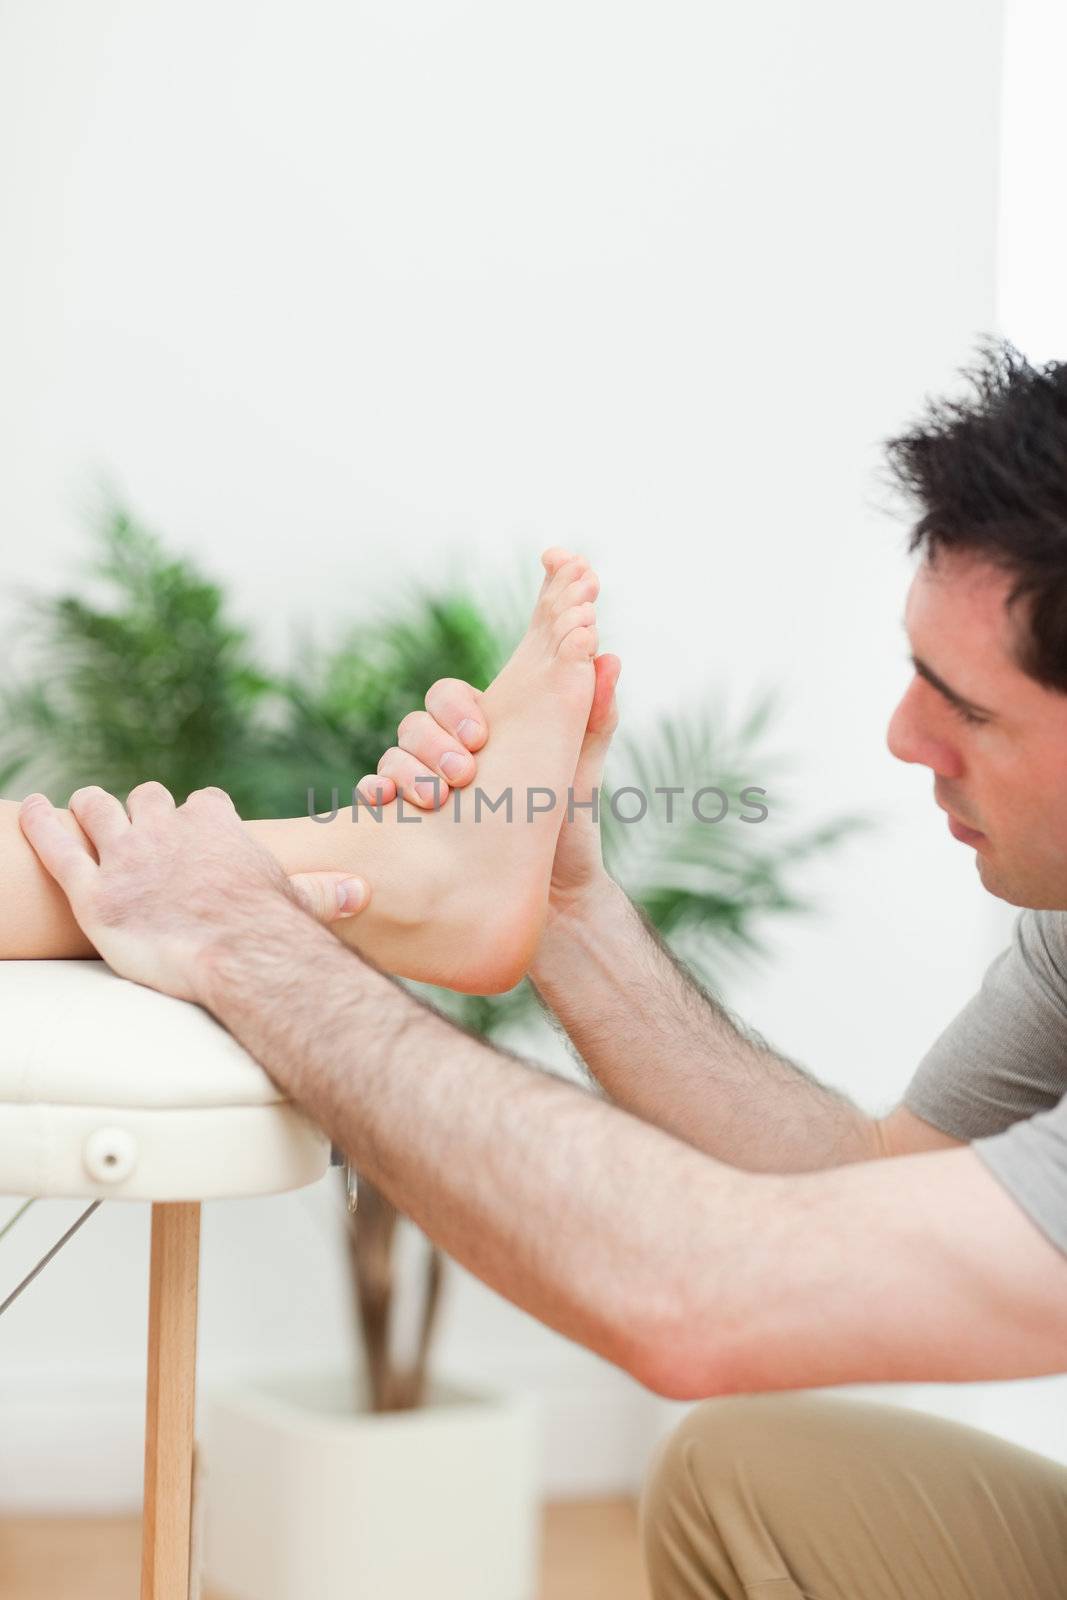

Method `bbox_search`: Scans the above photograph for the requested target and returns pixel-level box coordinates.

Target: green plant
[0,510,275,806]
[1,506,864,1412]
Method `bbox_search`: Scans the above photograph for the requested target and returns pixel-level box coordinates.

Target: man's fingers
[397,710,476,788]
[288,871,370,922]
[355,774,397,807]
[184,785,240,819]
[588,653,622,739]
[569,659,620,802]
[68,785,131,850]
[18,794,98,898]
[126,780,176,821]
[423,677,487,751]
[375,747,449,809]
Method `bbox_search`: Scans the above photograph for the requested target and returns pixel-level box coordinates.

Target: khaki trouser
[638,1393,1067,1599]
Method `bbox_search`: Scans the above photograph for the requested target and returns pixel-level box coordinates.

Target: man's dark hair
[886,340,1067,692]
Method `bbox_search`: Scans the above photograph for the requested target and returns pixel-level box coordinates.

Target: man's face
[887,550,1067,909]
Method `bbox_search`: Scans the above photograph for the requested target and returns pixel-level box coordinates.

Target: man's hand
[18,783,368,1003]
[361,652,623,915]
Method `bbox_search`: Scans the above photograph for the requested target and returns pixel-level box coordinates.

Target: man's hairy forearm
[197,902,755,1388]
[530,877,881,1174]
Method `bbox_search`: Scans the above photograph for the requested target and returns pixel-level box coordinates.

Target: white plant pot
[202,1372,539,1600]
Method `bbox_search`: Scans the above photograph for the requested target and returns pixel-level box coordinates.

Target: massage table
[0,959,331,1600]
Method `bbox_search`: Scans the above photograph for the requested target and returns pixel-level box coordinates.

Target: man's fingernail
[456,718,481,747]
[439,750,469,780]
[336,878,367,916]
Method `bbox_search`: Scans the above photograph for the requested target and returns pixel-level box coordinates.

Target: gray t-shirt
[904,908,1067,1256]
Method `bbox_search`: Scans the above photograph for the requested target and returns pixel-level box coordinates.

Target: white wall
[999,0,1067,360]
[0,0,1036,1510]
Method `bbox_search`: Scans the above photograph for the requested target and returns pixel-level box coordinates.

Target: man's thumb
[588,653,621,742]
[288,872,370,923]
[574,653,621,789]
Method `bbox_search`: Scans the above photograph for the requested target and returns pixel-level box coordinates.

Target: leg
[639,1392,1067,1600]
[141,1202,201,1600]
[0,551,599,992]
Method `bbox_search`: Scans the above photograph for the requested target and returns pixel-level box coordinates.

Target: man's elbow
[629,1343,738,1402]
[622,1303,738,1402]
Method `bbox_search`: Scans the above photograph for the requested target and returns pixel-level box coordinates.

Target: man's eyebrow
[898,617,998,717]
[908,653,997,719]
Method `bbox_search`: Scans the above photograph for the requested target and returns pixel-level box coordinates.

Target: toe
[541,546,577,580]
[557,623,599,662]
[541,557,593,618]
[553,600,597,648]
[561,569,600,607]
[530,553,600,669]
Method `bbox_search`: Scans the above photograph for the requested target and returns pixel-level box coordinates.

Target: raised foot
[337,549,603,996]
[424,551,602,992]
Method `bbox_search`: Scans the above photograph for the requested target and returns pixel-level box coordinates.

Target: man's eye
[949,701,986,727]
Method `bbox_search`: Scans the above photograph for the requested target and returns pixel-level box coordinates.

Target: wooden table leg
[140,1202,201,1600]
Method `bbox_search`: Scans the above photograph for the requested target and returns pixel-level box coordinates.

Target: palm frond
[598,702,872,990]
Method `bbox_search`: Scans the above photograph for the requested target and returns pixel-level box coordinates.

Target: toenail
[440,751,469,780]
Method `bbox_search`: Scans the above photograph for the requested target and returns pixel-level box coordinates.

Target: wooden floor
[0,1499,651,1600]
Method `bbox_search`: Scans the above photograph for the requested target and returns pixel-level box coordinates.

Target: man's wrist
[534,872,626,979]
[193,892,325,1020]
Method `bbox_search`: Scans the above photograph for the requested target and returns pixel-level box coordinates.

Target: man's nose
[886,679,962,777]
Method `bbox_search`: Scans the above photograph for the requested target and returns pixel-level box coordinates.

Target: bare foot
[247,550,600,992]
[0,553,599,981]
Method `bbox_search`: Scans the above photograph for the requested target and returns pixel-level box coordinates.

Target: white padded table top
[0,961,330,1201]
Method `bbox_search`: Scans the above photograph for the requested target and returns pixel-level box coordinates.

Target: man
[19,344,1067,1597]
